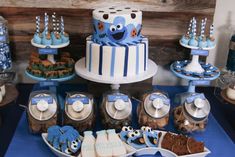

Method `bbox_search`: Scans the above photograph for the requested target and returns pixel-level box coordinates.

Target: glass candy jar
[64,92,95,132]
[0,16,11,70]
[27,90,58,133]
[137,91,170,129]
[173,93,210,133]
[100,90,132,130]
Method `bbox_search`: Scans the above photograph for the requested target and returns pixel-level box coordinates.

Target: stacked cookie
[27,51,74,79]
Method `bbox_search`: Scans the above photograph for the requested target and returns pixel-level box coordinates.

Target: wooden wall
[0,0,216,94]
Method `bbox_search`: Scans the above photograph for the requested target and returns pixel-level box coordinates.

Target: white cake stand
[75,57,158,90]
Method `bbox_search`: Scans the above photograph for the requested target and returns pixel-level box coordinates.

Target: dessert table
[3,85,235,157]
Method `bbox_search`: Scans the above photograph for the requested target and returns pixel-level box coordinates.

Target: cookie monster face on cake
[92,6,142,45]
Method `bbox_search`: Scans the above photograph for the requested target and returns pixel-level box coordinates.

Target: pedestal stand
[75,57,158,91]
[171,42,220,104]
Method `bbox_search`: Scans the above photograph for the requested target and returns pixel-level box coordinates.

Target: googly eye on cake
[180,17,215,50]
[42,125,82,157]
[32,12,69,47]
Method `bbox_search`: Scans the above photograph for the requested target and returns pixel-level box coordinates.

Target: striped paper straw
[36,16,40,33]
[60,16,64,34]
[52,12,56,32]
[210,24,214,38]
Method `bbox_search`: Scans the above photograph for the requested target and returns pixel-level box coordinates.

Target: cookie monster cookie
[127,130,147,149]
[141,126,159,147]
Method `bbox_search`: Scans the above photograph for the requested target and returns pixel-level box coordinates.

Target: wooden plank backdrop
[0,0,216,95]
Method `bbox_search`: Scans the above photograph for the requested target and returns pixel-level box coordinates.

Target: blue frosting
[207,38,215,47]
[127,130,147,149]
[47,125,81,155]
[188,38,198,47]
[180,35,190,45]
[52,34,62,45]
[61,33,69,43]
[42,35,52,45]
[33,33,42,44]
[198,39,208,48]
[93,16,142,45]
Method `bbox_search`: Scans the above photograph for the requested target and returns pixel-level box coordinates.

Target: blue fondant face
[141,126,158,147]
[127,130,147,149]
[68,138,81,153]
[47,125,81,155]
[120,126,133,142]
[107,17,128,43]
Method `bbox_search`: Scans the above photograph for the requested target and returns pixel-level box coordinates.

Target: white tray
[179,40,215,50]
[31,39,70,49]
[42,130,210,157]
[42,133,136,157]
[75,57,158,84]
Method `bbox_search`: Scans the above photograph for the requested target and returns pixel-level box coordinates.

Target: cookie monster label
[149,94,170,104]
[107,94,129,102]
[191,49,209,56]
[186,93,205,104]
[67,96,89,105]
[191,80,211,86]
[31,96,53,105]
[38,48,58,55]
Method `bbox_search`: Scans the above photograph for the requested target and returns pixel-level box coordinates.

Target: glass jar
[173,93,210,133]
[0,16,11,70]
[100,90,132,130]
[137,90,170,129]
[27,90,58,133]
[64,92,95,132]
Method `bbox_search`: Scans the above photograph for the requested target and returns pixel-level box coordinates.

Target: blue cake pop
[42,33,52,45]
[198,37,207,48]
[207,24,215,47]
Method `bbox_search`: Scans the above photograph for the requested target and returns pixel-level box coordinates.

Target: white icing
[93,6,142,27]
[85,36,148,77]
[127,45,137,76]
[91,43,100,75]
[102,46,112,77]
[139,43,145,72]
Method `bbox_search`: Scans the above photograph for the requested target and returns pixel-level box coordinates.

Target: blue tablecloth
[5,85,235,157]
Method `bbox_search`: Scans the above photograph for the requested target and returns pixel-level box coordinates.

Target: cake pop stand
[171,41,220,104]
[75,57,158,90]
[26,39,75,113]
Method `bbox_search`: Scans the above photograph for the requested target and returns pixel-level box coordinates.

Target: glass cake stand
[171,41,220,104]
[75,57,158,90]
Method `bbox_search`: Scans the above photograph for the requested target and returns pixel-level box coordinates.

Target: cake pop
[52,19,62,45]
[33,16,42,44]
[42,13,52,45]
[188,18,198,47]
[60,16,69,43]
[207,24,215,47]
[181,19,191,45]
[198,19,207,48]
